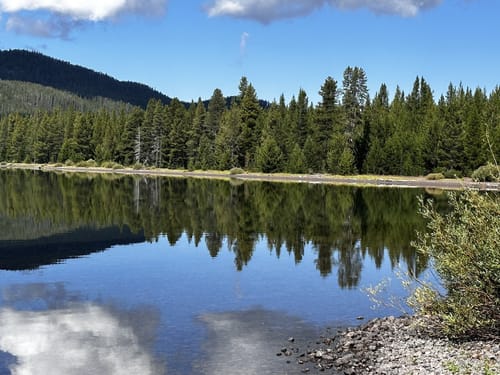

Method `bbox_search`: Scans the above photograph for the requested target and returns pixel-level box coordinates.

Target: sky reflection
[0,283,164,375]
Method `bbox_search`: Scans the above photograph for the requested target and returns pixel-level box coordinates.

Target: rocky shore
[279,316,499,374]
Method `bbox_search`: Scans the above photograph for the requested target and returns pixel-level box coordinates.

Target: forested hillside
[0,65,498,177]
[0,80,133,114]
[0,49,171,108]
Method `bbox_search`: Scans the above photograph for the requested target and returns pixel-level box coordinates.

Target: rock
[288,337,295,343]
[314,350,325,358]
[279,315,500,375]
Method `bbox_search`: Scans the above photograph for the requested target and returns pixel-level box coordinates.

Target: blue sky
[0,0,498,104]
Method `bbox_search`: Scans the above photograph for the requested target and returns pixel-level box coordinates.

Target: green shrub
[100,161,116,169]
[64,159,74,166]
[75,159,98,168]
[425,173,445,181]
[132,163,144,170]
[471,163,499,182]
[443,169,463,179]
[53,163,63,167]
[229,167,244,175]
[411,190,500,339]
[112,163,124,170]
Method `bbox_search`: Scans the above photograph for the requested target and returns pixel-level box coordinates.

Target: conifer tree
[256,134,284,173]
[238,83,261,168]
[215,107,241,169]
[286,143,305,174]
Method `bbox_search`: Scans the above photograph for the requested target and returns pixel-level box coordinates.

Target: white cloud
[0,0,167,38]
[0,305,162,375]
[0,0,167,21]
[205,0,443,22]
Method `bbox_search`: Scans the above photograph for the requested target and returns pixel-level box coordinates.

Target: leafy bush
[443,169,463,179]
[75,159,97,168]
[425,173,445,181]
[471,163,499,182]
[132,163,144,170]
[229,167,244,175]
[64,159,74,166]
[100,161,116,169]
[112,163,124,170]
[411,190,500,339]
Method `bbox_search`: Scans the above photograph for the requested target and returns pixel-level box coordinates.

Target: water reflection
[195,309,324,375]
[0,170,441,285]
[0,283,164,375]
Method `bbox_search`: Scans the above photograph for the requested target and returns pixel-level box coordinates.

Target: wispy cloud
[0,0,168,38]
[205,0,443,22]
[240,31,250,56]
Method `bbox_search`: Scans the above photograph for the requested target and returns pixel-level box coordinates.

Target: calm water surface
[0,170,444,374]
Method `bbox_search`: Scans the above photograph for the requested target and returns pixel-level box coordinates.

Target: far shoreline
[2,162,500,191]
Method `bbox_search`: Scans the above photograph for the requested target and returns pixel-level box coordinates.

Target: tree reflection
[0,170,438,286]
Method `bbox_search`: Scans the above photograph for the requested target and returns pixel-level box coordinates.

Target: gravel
[280,316,499,374]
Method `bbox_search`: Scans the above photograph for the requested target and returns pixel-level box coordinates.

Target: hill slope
[0,79,134,114]
[0,49,171,108]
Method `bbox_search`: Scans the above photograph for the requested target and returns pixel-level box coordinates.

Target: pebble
[281,316,500,374]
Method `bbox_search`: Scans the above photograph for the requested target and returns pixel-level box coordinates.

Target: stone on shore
[280,316,499,374]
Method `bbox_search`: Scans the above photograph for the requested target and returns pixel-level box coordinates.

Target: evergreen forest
[1,65,499,177]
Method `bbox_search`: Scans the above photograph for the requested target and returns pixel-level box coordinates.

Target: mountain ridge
[0,49,172,108]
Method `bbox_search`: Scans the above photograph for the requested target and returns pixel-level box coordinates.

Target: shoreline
[3,163,500,191]
[280,315,499,374]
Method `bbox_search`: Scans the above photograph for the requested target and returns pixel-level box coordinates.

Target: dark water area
[0,169,446,374]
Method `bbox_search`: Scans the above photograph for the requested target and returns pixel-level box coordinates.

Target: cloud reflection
[0,284,164,375]
[195,309,323,375]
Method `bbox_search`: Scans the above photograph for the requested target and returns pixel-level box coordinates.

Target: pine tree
[238,83,261,168]
[256,134,284,173]
[316,76,341,170]
[342,66,368,143]
[463,88,487,173]
[187,99,205,168]
[286,143,305,173]
[215,107,241,169]
[119,107,143,165]
[165,98,188,168]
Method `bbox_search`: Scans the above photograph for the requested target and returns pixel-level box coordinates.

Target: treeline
[0,49,172,108]
[0,169,431,284]
[1,68,499,176]
[0,80,133,114]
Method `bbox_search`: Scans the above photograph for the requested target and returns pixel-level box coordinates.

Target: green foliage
[256,135,284,173]
[229,167,244,175]
[471,163,500,182]
[411,190,500,338]
[286,143,305,174]
[425,173,445,180]
[75,159,97,168]
[442,169,463,179]
[0,67,498,179]
[100,161,118,169]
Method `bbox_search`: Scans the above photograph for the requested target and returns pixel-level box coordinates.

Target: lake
[0,169,443,374]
